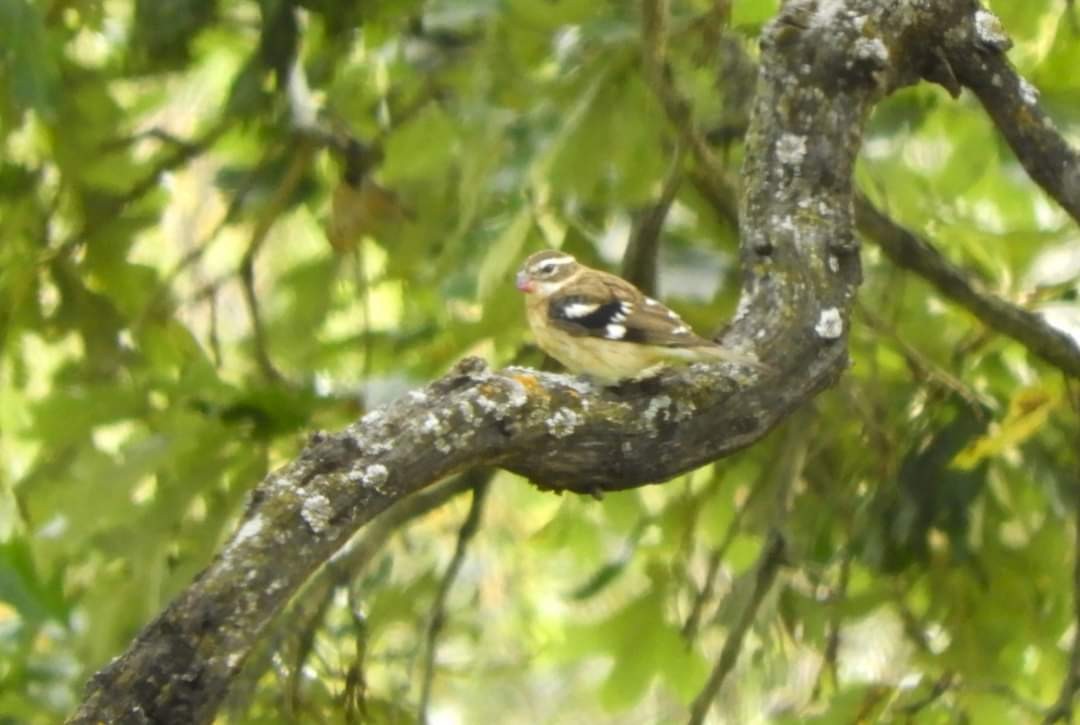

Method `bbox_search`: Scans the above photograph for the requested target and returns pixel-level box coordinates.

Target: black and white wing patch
[548,296,641,341]
[548,294,705,346]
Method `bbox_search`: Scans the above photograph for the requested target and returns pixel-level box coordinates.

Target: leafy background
[1,0,1079,722]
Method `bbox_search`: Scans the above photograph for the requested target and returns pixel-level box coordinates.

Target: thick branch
[69,1,986,721]
[675,52,1080,376]
[663,5,1080,376]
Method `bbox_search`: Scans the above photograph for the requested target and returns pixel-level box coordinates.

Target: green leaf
[130,0,217,71]
[560,583,707,711]
[954,386,1058,469]
[381,105,459,183]
[0,0,60,120]
[732,0,780,28]
[0,536,68,625]
[505,0,600,29]
[476,205,534,301]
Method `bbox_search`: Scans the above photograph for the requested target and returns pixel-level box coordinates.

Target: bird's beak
[515,272,533,293]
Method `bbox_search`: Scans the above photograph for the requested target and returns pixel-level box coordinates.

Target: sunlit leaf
[953,387,1059,469]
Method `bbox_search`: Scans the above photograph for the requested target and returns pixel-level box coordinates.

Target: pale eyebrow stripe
[534,256,575,269]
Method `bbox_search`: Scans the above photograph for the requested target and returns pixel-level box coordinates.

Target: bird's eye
[538,263,557,275]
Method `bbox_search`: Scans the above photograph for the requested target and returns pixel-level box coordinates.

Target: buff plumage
[515,250,764,384]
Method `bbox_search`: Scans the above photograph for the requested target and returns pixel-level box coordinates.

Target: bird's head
[515,250,579,296]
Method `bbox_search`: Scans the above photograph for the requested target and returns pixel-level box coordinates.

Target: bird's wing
[547,274,711,347]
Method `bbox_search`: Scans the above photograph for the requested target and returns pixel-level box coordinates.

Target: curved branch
[672,34,1080,377]
[69,1,985,722]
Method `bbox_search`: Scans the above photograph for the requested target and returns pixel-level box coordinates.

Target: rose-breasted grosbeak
[516,250,765,384]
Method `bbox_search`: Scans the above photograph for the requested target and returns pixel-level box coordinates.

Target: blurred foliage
[0,0,1079,723]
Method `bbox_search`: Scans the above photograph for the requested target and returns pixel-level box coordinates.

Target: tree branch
[621,141,685,296]
[687,529,785,725]
[943,16,1080,225]
[238,139,317,382]
[654,3,1080,379]
[641,0,739,238]
[854,195,1080,376]
[688,165,1080,377]
[69,1,988,721]
[686,416,806,723]
[682,457,769,641]
[226,473,480,715]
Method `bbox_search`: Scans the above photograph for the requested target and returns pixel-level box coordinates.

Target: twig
[621,141,686,296]
[112,120,232,213]
[418,480,490,723]
[900,672,955,714]
[284,584,336,719]
[97,127,203,153]
[138,151,269,330]
[687,166,739,229]
[683,547,723,642]
[57,120,232,258]
[207,290,222,368]
[895,597,933,655]
[855,302,995,412]
[813,549,852,698]
[238,139,317,382]
[641,0,729,201]
[682,471,769,641]
[687,529,786,725]
[973,681,1048,718]
[351,244,374,380]
[342,598,369,724]
[1044,379,1080,723]
[687,418,808,724]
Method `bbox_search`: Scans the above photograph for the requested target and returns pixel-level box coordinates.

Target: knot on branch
[431,355,492,395]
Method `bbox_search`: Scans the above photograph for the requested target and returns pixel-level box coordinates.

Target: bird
[515,250,766,384]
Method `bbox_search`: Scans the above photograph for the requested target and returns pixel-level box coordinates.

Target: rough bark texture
[69,1,1008,722]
